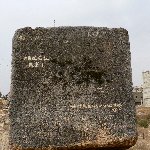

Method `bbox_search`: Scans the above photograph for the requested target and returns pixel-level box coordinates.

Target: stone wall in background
[142,71,150,107]
[10,27,137,149]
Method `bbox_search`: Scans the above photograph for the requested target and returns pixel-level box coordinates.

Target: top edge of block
[14,26,128,34]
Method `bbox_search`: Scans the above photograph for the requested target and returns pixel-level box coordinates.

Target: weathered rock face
[10,27,137,149]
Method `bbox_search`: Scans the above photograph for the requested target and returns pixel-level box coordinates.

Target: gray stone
[9,27,137,149]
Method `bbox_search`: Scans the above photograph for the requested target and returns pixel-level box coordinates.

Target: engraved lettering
[29,62,34,68]
[23,55,50,68]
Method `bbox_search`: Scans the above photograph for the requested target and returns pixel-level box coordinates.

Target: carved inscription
[23,55,49,68]
[88,30,100,38]
[70,103,122,112]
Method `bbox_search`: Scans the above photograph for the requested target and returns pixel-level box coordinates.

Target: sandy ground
[129,126,150,150]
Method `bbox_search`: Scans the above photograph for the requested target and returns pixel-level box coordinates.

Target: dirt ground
[0,99,9,150]
[129,106,150,150]
[129,126,150,150]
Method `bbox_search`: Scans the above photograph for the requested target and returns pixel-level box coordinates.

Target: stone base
[10,148,128,150]
[10,136,137,150]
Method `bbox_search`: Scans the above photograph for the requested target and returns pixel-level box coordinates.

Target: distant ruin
[143,71,150,107]
[10,27,137,149]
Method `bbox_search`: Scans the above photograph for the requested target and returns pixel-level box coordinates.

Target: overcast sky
[0,0,150,95]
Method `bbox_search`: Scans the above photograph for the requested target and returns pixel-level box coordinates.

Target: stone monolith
[10,27,137,149]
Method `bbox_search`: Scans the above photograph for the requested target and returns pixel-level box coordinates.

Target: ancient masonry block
[10,27,137,149]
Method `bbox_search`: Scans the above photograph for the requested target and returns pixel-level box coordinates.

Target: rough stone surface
[10,27,137,149]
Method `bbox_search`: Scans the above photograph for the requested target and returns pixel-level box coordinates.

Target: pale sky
[0,0,150,95]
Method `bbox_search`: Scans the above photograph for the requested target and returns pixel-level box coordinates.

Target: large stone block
[10,27,137,149]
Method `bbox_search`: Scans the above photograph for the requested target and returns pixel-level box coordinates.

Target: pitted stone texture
[10,27,137,149]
